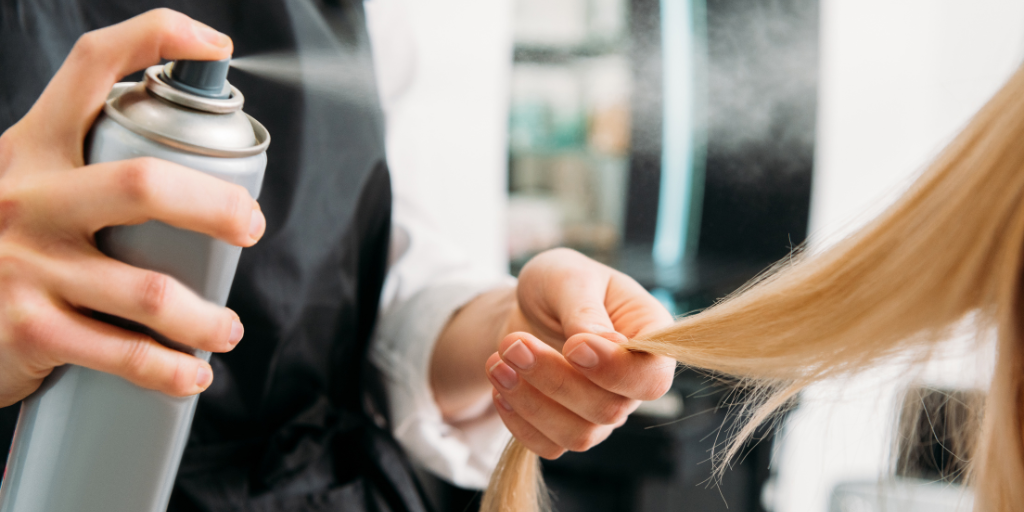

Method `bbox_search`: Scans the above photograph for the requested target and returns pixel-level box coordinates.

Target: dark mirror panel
[622,0,818,307]
[696,0,817,294]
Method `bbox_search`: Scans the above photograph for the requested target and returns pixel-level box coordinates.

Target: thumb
[555,281,625,342]
[516,248,627,342]
[25,9,233,158]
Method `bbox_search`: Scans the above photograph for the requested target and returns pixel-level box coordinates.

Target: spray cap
[161,59,232,99]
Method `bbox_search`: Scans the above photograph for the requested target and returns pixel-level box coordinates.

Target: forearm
[430,284,516,421]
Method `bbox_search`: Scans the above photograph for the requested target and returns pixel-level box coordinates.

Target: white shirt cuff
[370,276,515,489]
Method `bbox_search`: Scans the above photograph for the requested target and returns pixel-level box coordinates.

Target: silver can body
[0,72,268,512]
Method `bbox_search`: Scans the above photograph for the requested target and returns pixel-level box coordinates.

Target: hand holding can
[0,9,270,512]
[0,8,256,405]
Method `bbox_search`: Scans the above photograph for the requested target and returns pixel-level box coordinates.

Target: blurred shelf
[513,42,627,63]
[509,147,626,159]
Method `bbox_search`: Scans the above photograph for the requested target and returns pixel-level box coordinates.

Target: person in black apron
[0,2,677,510]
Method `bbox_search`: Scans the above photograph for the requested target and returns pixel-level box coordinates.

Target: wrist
[430,283,517,420]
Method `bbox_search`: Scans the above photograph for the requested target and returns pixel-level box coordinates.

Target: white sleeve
[369,220,514,488]
[364,0,515,490]
[372,289,513,488]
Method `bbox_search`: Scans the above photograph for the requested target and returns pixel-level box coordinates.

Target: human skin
[0,10,260,405]
[0,9,677,459]
[432,248,676,459]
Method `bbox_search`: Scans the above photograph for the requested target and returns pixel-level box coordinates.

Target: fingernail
[249,208,264,240]
[196,365,213,389]
[228,319,244,346]
[488,361,519,390]
[496,393,514,411]
[503,340,536,370]
[193,21,231,49]
[567,342,599,369]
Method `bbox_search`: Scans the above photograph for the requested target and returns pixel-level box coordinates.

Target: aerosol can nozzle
[161,58,232,99]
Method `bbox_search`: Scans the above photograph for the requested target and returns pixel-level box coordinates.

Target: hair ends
[480,439,550,512]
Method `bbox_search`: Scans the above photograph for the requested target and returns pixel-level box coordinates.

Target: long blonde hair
[481,60,1024,512]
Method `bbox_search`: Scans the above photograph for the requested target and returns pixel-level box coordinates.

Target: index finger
[496,332,639,426]
[44,157,263,247]
[22,9,233,160]
[562,332,677,401]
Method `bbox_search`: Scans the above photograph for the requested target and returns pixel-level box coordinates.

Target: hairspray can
[0,59,269,512]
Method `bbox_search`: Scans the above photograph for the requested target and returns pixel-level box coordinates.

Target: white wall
[770,2,1024,511]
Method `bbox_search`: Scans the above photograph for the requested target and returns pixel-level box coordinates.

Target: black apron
[0,1,430,510]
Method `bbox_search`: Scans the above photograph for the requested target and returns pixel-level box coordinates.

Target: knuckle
[118,158,162,204]
[579,304,605,318]
[644,375,674,401]
[166,357,193,396]
[8,300,46,349]
[220,185,248,236]
[632,363,674,400]
[516,393,542,417]
[570,305,606,326]
[35,235,79,258]
[514,428,560,460]
[567,428,602,452]
[147,8,190,35]
[615,412,631,428]
[546,372,570,400]
[607,368,632,395]
[71,31,104,63]
[0,277,56,361]
[136,271,171,317]
[120,334,153,379]
[539,447,565,461]
[204,314,232,351]
[596,399,630,425]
